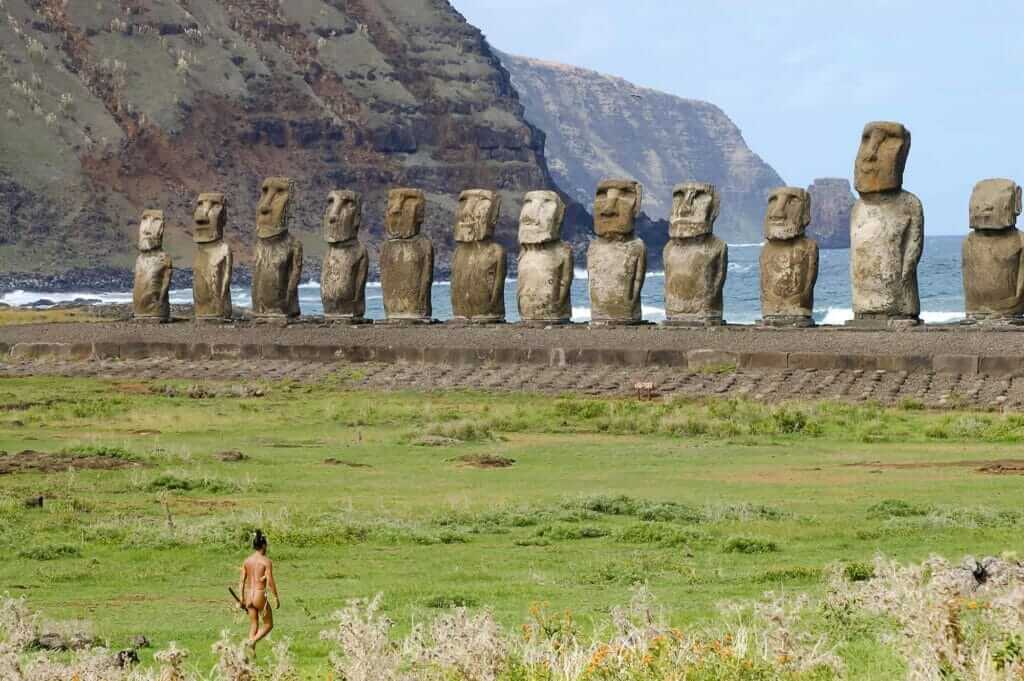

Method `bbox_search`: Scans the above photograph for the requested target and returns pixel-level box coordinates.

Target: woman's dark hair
[252,529,267,550]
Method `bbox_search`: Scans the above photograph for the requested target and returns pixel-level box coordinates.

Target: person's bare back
[238,530,279,654]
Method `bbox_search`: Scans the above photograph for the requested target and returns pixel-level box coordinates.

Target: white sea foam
[570,305,665,323]
[818,307,964,326]
[728,242,764,248]
[573,268,589,280]
[0,290,131,307]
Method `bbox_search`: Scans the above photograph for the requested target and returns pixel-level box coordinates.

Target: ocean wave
[818,307,964,326]
[573,268,589,280]
[728,242,764,248]
[570,305,666,322]
[0,289,132,307]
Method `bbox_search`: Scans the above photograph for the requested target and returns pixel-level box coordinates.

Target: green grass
[0,375,1022,679]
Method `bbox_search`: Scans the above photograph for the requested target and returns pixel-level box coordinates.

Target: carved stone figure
[963,178,1024,322]
[517,190,573,324]
[587,179,646,324]
[759,187,818,327]
[451,189,506,323]
[663,182,727,326]
[380,188,433,323]
[192,192,233,321]
[320,190,369,322]
[252,177,303,320]
[850,121,924,326]
[133,209,172,322]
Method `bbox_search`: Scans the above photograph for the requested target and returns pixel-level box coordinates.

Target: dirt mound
[453,454,515,469]
[323,458,372,468]
[215,450,248,462]
[0,450,140,475]
[845,458,1024,471]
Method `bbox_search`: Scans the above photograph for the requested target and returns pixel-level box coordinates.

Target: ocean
[1,235,967,325]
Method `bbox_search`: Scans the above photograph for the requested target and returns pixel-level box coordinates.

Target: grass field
[1,374,1024,678]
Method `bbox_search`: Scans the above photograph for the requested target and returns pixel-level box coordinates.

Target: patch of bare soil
[977,461,1024,475]
[844,458,1024,471]
[215,450,248,462]
[323,458,372,468]
[452,454,515,469]
[0,450,140,475]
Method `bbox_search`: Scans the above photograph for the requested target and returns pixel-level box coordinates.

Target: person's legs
[246,606,259,641]
[254,603,274,643]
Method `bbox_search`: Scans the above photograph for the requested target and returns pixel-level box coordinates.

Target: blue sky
[453,0,1024,235]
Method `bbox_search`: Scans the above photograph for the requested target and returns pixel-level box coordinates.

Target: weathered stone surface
[192,193,232,321]
[850,122,923,323]
[133,210,171,321]
[451,190,506,322]
[588,179,646,324]
[517,191,572,324]
[252,178,302,319]
[964,179,1024,321]
[320,191,369,320]
[664,183,727,326]
[807,178,854,249]
[760,187,818,326]
[381,188,433,322]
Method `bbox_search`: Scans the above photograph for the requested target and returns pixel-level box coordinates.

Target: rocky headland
[807,178,855,249]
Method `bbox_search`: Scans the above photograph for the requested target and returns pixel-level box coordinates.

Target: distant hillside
[499,52,785,244]
[807,178,854,249]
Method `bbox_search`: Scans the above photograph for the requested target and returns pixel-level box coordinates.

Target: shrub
[866,499,929,519]
[722,535,779,554]
[18,543,80,560]
[843,561,875,582]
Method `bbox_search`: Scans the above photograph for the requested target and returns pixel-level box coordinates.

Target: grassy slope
[0,376,1022,677]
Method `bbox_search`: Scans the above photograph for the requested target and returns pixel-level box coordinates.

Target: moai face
[594,179,642,237]
[385,188,426,239]
[854,121,911,194]
[970,179,1022,231]
[193,193,226,243]
[764,187,811,241]
[256,177,294,239]
[518,190,566,245]
[455,189,501,242]
[323,190,361,243]
[138,209,165,252]
[670,182,720,238]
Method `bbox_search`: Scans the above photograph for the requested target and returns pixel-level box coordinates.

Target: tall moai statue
[192,192,233,322]
[451,189,507,323]
[517,190,573,325]
[963,178,1024,322]
[133,209,172,322]
[760,187,819,327]
[588,179,646,325]
[663,182,727,326]
[380,188,433,323]
[850,121,923,326]
[320,190,369,323]
[252,177,303,320]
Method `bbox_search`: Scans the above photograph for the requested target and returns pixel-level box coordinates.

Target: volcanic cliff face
[499,52,785,244]
[0,0,556,279]
[807,178,854,249]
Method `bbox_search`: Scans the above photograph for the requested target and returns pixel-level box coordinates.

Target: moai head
[764,187,811,241]
[256,176,294,239]
[518,190,566,245]
[970,178,1022,231]
[670,182,720,238]
[193,193,226,243]
[138,209,165,252]
[594,179,642,237]
[385,188,426,239]
[854,121,911,194]
[323,190,361,243]
[455,189,501,242]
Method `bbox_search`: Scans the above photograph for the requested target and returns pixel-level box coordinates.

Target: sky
[453,0,1024,235]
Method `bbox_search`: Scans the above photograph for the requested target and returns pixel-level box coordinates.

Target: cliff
[0,0,558,281]
[807,178,854,249]
[498,52,785,244]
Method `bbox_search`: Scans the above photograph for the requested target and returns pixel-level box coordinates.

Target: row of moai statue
[131,120,1024,326]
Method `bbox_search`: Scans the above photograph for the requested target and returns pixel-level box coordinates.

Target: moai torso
[192,193,233,320]
[760,187,819,324]
[252,177,302,318]
[380,188,433,322]
[133,209,172,321]
[663,182,727,325]
[850,122,923,321]
[517,191,573,323]
[963,179,1024,320]
[588,179,646,324]
[451,189,506,322]
[320,190,369,320]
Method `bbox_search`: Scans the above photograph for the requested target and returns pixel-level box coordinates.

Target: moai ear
[801,191,812,227]
[632,182,644,217]
[710,188,721,223]
[553,194,566,227]
[1016,185,1022,217]
[489,193,502,225]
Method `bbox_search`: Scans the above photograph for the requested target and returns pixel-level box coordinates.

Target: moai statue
[320,190,369,323]
[380,188,433,323]
[587,179,646,325]
[663,182,727,326]
[517,190,573,325]
[850,121,923,326]
[760,187,819,327]
[133,209,172,322]
[192,193,233,322]
[252,177,303,320]
[963,178,1024,322]
[451,189,507,323]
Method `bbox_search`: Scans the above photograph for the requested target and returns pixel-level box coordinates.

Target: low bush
[722,535,779,554]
